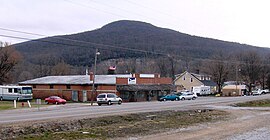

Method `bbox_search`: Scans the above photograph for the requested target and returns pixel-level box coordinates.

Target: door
[72,91,78,102]
[82,90,87,102]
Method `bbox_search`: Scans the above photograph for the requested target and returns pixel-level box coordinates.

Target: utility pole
[91,48,100,106]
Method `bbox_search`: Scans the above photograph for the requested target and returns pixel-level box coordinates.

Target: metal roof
[200,80,217,87]
[19,74,132,85]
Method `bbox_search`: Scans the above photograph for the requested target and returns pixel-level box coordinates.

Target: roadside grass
[0,99,93,111]
[8,109,230,140]
[234,99,270,107]
[0,100,48,111]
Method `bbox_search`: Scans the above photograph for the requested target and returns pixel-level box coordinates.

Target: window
[191,78,193,82]
[14,88,18,93]
[49,85,54,89]
[183,76,186,80]
[66,85,71,89]
[107,94,115,98]
[97,94,106,98]
[33,85,36,88]
[8,88,12,93]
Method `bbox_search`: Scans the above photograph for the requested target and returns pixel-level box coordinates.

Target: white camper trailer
[192,86,211,96]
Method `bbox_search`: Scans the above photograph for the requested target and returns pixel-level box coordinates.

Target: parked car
[158,94,180,101]
[252,89,270,95]
[45,96,66,104]
[96,93,122,106]
[177,91,197,100]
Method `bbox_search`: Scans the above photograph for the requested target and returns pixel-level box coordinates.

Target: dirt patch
[0,109,228,140]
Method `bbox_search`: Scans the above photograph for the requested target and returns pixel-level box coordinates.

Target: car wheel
[45,101,49,104]
[0,97,3,101]
[98,103,102,106]
[118,100,122,105]
[181,97,185,100]
[17,97,20,101]
[262,92,266,94]
[192,97,196,100]
[108,101,112,105]
[175,98,179,101]
[163,99,166,101]
[55,102,58,105]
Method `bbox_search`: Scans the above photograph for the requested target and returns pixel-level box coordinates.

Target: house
[222,85,247,96]
[19,73,174,102]
[174,71,217,93]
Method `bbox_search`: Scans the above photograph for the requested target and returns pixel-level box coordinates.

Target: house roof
[200,80,217,87]
[190,73,211,78]
[174,71,216,87]
[117,84,175,91]
[19,74,132,85]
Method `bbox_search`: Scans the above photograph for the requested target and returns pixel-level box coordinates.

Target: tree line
[1,41,270,94]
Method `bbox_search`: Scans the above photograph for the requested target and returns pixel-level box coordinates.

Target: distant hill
[14,20,270,67]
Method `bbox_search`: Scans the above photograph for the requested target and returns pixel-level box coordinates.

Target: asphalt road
[1,94,270,124]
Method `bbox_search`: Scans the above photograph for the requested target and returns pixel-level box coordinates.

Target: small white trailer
[192,86,211,96]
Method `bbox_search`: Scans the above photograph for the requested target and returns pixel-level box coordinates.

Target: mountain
[14,20,270,67]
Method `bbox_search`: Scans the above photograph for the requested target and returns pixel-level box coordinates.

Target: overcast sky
[1,0,270,48]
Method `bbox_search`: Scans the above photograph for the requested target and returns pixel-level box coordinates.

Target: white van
[96,93,122,106]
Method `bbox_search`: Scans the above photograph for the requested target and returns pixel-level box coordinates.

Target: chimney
[90,72,94,81]
[195,69,200,74]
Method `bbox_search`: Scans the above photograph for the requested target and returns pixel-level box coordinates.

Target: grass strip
[234,99,270,107]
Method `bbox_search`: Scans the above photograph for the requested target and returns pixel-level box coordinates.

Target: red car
[45,96,66,104]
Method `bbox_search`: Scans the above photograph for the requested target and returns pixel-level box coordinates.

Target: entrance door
[82,90,87,102]
[72,91,78,102]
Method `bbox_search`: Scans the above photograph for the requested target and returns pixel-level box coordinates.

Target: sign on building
[128,77,136,84]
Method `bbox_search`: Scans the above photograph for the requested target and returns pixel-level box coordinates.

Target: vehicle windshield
[21,87,32,94]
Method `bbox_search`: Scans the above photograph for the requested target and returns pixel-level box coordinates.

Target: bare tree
[267,74,270,89]
[203,54,229,94]
[0,42,21,84]
[260,56,270,89]
[51,61,72,75]
[156,57,169,77]
[239,51,262,92]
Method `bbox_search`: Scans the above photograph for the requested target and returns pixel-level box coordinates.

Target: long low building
[19,73,174,102]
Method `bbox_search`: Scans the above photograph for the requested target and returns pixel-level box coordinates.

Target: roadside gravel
[138,107,270,140]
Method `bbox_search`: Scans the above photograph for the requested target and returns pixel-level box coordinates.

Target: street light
[91,48,100,106]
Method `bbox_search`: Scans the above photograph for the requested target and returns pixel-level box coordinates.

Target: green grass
[0,100,49,111]
[235,99,270,107]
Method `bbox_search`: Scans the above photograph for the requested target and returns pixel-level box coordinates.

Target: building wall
[116,74,172,85]
[20,73,172,102]
[222,89,242,96]
[20,84,117,101]
[174,72,203,91]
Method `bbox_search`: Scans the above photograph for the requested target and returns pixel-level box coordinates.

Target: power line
[87,0,181,28]
[63,0,127,19]
[0,33,165,56]
[124,0,202,30]
[1,28,269,66]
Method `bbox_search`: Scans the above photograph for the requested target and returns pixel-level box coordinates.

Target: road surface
[1,94,270,124]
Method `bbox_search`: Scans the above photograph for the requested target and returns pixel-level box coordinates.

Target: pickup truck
[252,89,270,95]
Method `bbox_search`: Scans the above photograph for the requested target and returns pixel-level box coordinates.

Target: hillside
[14,20,270,67]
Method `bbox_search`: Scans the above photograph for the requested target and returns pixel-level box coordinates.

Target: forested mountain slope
[14,20,270,67]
